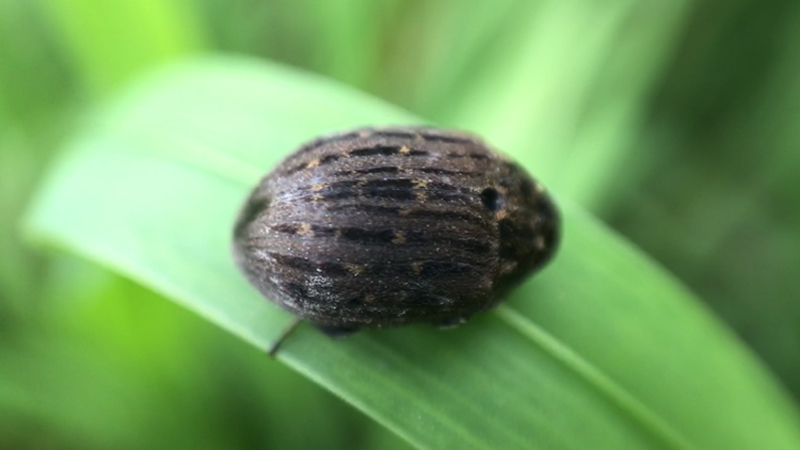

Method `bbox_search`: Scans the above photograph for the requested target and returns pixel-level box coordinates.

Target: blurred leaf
[406,0,530,118]
[418,1,692,212]
[38,0,206,96]
[197,0,405,93]
[0,0,79,312]
[305,0,391,88]
[24,57,800,450]
[0,129,42,316]
[609,0,800,399]
[0,258,390,450]
[0,0,73,127]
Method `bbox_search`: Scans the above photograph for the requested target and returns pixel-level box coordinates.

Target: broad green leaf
[25,58,800,450]
[0,263,395,450]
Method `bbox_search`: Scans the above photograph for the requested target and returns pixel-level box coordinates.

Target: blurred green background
[2,0,799,448]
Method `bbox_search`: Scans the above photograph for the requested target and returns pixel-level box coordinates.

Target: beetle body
[233,126,559,334]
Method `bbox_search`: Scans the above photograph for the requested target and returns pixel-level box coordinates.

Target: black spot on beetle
[340,227,396,245]
[271,223,299,235]
[320,154,340,165]
[351,166,400,175]
[480,187,500,211]
[372,130,416,140]
[350,146,400,157]
[419,133,473,144]
[362,179,416,189]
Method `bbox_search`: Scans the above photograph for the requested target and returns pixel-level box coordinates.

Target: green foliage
[610,0,800,397]
[40,0,206,96]
[416,1,694,210]
[2,0,800,448]
[0,259,398,450]
[24,59,800,449]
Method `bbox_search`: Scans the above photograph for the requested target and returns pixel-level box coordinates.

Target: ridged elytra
[232,126,560,354]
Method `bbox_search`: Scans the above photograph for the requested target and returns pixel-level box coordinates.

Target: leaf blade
[25,57,800,450]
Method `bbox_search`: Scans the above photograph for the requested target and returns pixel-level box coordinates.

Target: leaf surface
[25,58,800,450]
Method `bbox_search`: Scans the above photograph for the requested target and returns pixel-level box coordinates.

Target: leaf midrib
[286,335,531,450]
[496,306,693,450]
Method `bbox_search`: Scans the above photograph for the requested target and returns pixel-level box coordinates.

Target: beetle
[232,126,560,354]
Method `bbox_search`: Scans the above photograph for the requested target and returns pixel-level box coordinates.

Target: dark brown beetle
[233,126,559,353]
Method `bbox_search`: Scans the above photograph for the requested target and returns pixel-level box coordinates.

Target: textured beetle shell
[233,126,559,331]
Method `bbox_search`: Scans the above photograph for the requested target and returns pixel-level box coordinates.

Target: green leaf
[421,1,693,212]
[24,57,800,450]
[39,0,206,97]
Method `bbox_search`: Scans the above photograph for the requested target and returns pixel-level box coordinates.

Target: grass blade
[24,57,800,450]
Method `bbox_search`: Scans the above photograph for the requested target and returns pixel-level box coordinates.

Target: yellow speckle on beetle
[400,145,411,155]
[500,261,518,275]
[306,159,320,169]
[346,264,365,276]
[393,232,406,244]
[312,183,324,191]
